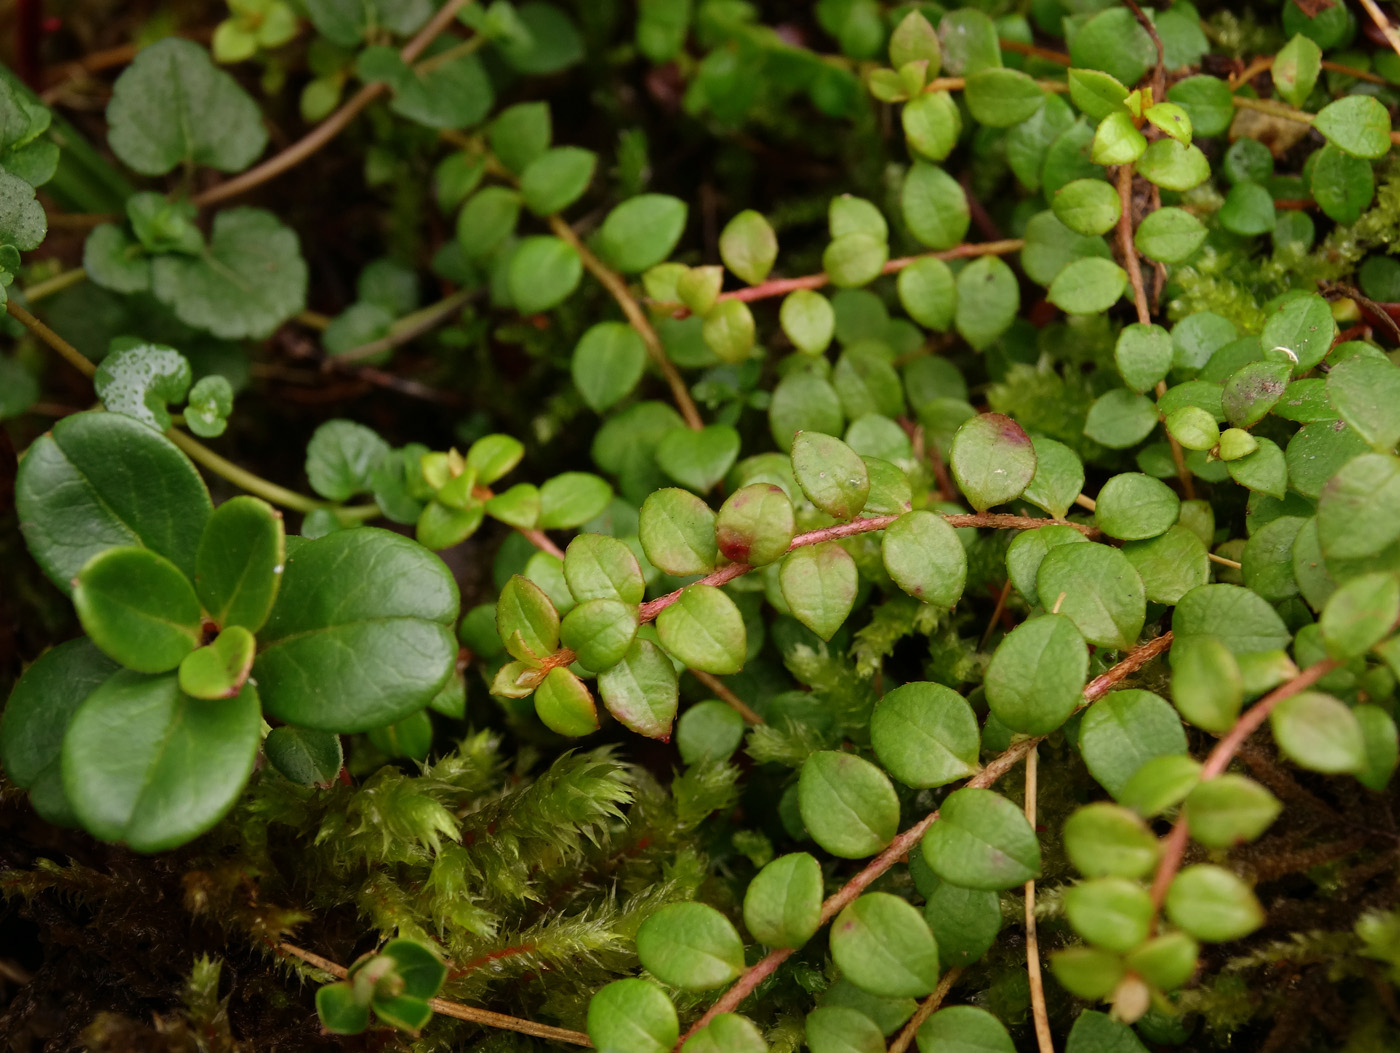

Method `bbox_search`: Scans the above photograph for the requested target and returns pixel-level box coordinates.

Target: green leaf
[1165,864,1264,943]
[497,574,561,664]
[799,750,899,858]
[597,638,679,739]
[1115,324,1173,394]
[1084,388,1158,449]
[1049,948,1124,1000]
[921,879,1001,968]
[1091,112,1146,166]
[656,584,746,674]
[871,681,980,788]
[1036,543,1145,650]
[1067,68,1128,120]
[1052,178,1121,237]
[702,299,757,363]
[902,91,962,162]
[833,345,903,421]
[1119,754,1203,817]
[823,232,887,289]
[896,257,955,332]
[686,1014,765,1053]
[891,10,940,70]
[720,210,778,285]
[83,223,148,292]
[1260,292,1336,372]
[881,511,966,607]
[1167,75,1234,137]
[954,256,1018,350]
[316,982,370,1034]
[1271,690,1367,773]
[985,614,1088,735]
[560,599,636,673]
[657,425,740,493]
[922,788,1041,890]
[1006,526,1088,608]
[1169,636,1243,733]
[508,235,581,314]
[1022,437,1084,520]
[520,145,597,216]
[1326,355,1400,451]
[949,413,1036,511]
[1145,102,1192,144]
[1320,570,1400,660]
[1273,33,1321,107]
[488,101,551,175]
[1080,689,1188,798]
[185,375,233,438]
[457,187,521,259]
[1063,802,1158,879]
[1357,704,1400,791]
[1312,143,1375,223]
[539,471,612,529]
[596,194,687,273]
[263,725,342,786]
[177,625,255,700]
[73,546,201,673]
[780,542,858,641]
[1314,95,1392,159]
[587,978,678,1053]
[1136,139,1210,191]
[902,162,968,250]
[964,68,1043,127]
[781,289,836,355]
[1065,1011,1149,1053]
[1048,257,1127,314]
[151,207,308,339]
[806,1006,885,1053]
[1134,206,1207,263]
[107,38,266,175]
[1219,181,1276,236]
[382,936,447,1000]
[1065,877,1152,952]
[636,902,744,990]
[916,1007,1013,1053]
[676,701,744,764]
[254,529,458,732]
[93,342,191,431]
[0,638,118,825]
[640,487,718,575]
[306,420,389,501]
[1173,582,1291,656]
[62,670,260,851]
[563,533,645,605]
[1095,473,1179,541]
[1125,931,1199,991]
[15,412,213,593]
[831,893,940,998]
[572,321,647,413]
[716,484,795,566]
[1185,774,1281,848]
[1318,454,1400,559]
[744,852,822,948]
[831,196,887,240]
[792,431,870,519]
[1166,406,1219,451]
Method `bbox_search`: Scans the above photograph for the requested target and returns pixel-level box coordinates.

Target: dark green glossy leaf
[73,546,201,673]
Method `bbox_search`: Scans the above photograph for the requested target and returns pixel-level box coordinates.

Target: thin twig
[1122,0,1166,99]
[980,580,1014,652]
[7,300,95,377]
[547,215,704,431]
[331,289,479,362]
[276,942,592,1046]
[689,669,765,724]
[675,634,1175,1049]
[1024,747,1055,1053]
[192,0,477,207]
[20,266,88,303]
[888,968,963,1053]
[1208,553,1242,569]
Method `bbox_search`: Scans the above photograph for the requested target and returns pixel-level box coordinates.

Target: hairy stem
[193,0,477,207]
[546,215,704,431]
[276,942,592,1046]
[676,633,1174,1048]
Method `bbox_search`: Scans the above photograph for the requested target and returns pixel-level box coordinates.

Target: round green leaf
[73,546,202,673]
[497,573,561,663]
[520,145,596,216]
[1036,543,1145,650]
[508,235,582,314]
[806,1006,885,1053]
[831,893,940,998]
[263,725,343,786]
[1063,802,1158,879]
[676,700,745,764]
[921,788,1041,890]
[687,1014,768,1053]
[1260,293,1336,372]
[639,487,718,575]
[1021,437,1084,520]
[717,483,796,566]
[720,209,778,285]
[824,233,888,288]
[573,322,647,413]
[897,257,956,332]
[1048,256,1127,315]
[1084,388,1158,449]
[792,431,870,519]
[657,424,741,494]
[656,584,746,674]
[1119,754,1203,818]
[196,496,285,633]
[1114,324,1173,393]
[1314,94,1392,159]
[1219,181,1275,236]
[985,614,1088,735]
[902,162,969,250]
[780,542,858,641]
[744,852,823,948]
[254,529,458,732]
[703,299,757,363]
[1327,355,1400,452]
[1079,689,1187,798]
[1319,570,1400,660]
[177,625,255,700]
[62,670,260,851]
[1064,878,1152,952]
[949,413,1036,511]
[1094,473,1179,541]
[1134,206,1207,263]
[916,1006,1013,1053]
[903,91,962,162]
[597,638,679,740]
[954,257,1018,350]
[881,511,966,607]
[799,750,900,858]
[564,533,645,605]
[1270,690,1366,773]
[1185,774,1281,848]
[781,289,836,355]
[1318,453,1400,560]
[1136,139,1210,191]
[587,978,678,1053]
[1006,525,1088,608]
[922,879,1001,968]
[871,681,980,788]
[1312,143,1375,223]
[964,68,1043,128]
[636,902,745,990]
[560,598,637,673]
[1165,864,1264,943]
[596,194,688,273]
[457,186,521,259]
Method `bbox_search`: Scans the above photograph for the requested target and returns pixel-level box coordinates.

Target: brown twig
[888,968,964,1053]
[1024,747,1055,1053]
[980,580,1014,651]
[192,0,477,207]
[998,39,1072,65]
[1146,653,1342,918]
[689,669,765,724]
[1358,0,1400,63]
[276,942,592,1046]
[1122,0,1166,99]
[547,215,704,431]
[675,633,1174,1048]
